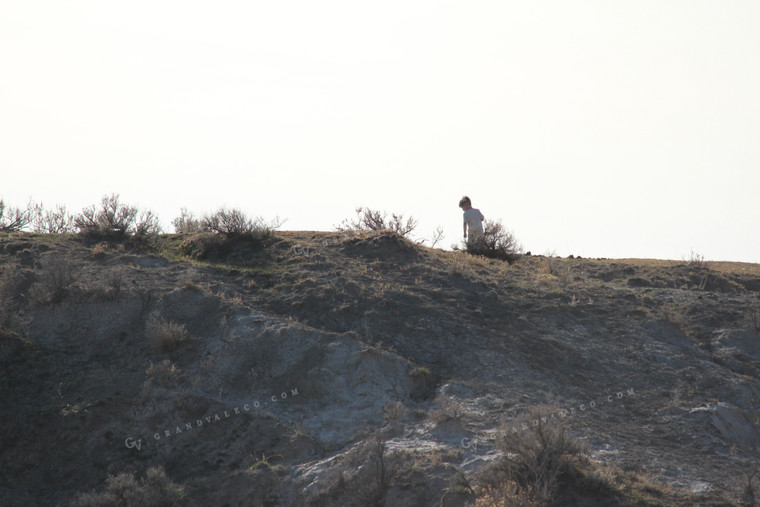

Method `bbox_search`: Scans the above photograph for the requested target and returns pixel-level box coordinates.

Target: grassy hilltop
[1,229,760,506]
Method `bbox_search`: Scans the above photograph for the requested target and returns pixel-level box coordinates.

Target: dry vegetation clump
[383,400,407,423]
[94,268,125,301]
[442,250,486,279]
[429,394,464,423]
[409,365,433,396]
[0,199,36,232]
[361,437,401,504]
[145,359,184,388]
[74,193,161,240]
[175,208,280,260]
[200,207,280,239]
[30,255,81,305]
[336,206,418,238]
[465,219,522,264]
[476,409,587,506]
[145,313,191,352]
[684,249,706,267]
[33,203,75,233]
[171,207,203,233]
[71,466,185,507]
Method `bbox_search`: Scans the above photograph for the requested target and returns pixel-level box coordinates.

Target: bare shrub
[477,409,585,505]
[145,359,183,388]
[0,199,36,232]
[31,256,81,304]
[75,194,162,240]
[94,268,125,301]
[172,207,203,233]
[429,226,445,248]
[71,466,184,507]
[145,313,190,352]
[683,249,706,266]
[383,400,406,422]
[133,210,162,239]
[466,219,522,263]
[429,394,463,422]
[361,437,400,504]
[336,206,418,238]
[201,207,280,239]
[33,204,75,233]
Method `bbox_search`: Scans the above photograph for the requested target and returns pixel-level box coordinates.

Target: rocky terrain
[1,230,759,505]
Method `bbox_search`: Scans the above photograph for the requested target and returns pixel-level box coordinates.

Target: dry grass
[145,312,191,352]
[383,400,406,422]
[429,394,464,423]
[30,255,81,304]
[145,359,183,388]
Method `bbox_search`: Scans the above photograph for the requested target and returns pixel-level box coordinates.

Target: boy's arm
[480,211,485,221]
[463,221,467,238]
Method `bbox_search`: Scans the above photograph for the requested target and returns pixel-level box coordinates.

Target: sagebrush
[0,199,35,232]
[199,207,280,239]
[145,313,191,352]
[337,206,418,237]
[33,204,75,233]
[74,193,161,240]
[477,409,585,505]
[465,219,522,263]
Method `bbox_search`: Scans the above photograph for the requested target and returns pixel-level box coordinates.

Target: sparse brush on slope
[477,409,586,505]
[145,312,191,352]
[30,255,81,305]
[70,466,185,507]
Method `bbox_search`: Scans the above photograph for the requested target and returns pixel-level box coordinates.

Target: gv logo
[125,437,143,451]
[461,437,477,450]
[291,246,312,258]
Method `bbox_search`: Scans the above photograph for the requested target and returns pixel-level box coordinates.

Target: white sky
[1,1,758,262]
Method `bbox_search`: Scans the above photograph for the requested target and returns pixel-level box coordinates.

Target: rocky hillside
[1,230,759,506]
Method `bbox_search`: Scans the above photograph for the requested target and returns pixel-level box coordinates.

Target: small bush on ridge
[172,207,203,233]
[199,207,280,239]
[75,194,161,240]
[465,219,522,263]
[33,204,75,233]
[336,206,418,238]
[0,199,36,232]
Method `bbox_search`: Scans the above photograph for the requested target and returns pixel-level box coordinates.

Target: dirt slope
[1,230,759,506]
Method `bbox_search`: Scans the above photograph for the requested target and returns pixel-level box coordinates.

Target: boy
[459,196,484,245]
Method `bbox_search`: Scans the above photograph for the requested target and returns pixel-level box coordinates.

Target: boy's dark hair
[459,196,471,208]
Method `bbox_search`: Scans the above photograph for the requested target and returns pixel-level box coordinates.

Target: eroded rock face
[1,232,759,505]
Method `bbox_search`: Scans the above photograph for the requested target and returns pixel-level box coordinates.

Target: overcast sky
[1,1,758,262]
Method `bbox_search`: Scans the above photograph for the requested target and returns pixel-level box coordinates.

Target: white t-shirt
[463,208,484,235]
